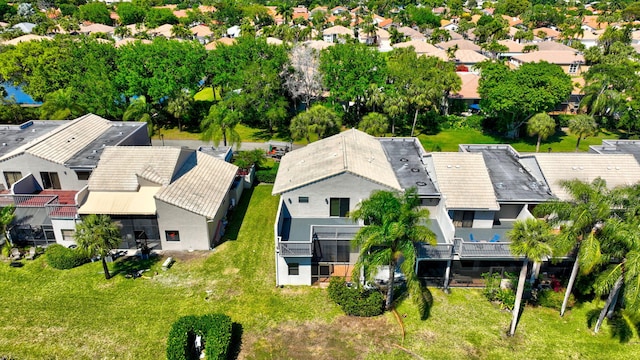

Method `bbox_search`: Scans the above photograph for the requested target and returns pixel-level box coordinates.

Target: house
[148,24,174,38]
[1,34,50,46]
[79,23,115,37]
[77,147,241,251]
[392,39,440,55]
[510,50,587,75]
[190,24,213,44]
[0,115,149,247]
[12,22,36,34]
[396,26,426,41]
[449,72,481,110]
[227,25,241,38]
[205,37,236,50]
[436,39,481,52]
[323,25,353,43]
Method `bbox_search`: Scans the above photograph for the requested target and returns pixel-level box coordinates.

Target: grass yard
[2,186,639,359]
[418,128,620,153]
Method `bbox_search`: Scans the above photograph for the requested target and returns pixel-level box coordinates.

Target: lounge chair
[489,234,500,243]
[469,233,477,242]
[25,247,36,260]
[10,248,21,261]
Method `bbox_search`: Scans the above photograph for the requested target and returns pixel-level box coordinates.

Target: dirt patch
[223,267,240,275]
[240,316,400,359]
[159,251,210,262]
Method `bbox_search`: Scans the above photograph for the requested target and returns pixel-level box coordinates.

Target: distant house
[12,22,36,34]
[1,34,50,46]
[510,50,586,75]
[77,147,241,251]
[79,23,115,37]
[396,26,425,41]
[227,25,241,38]
[322,25,353,44]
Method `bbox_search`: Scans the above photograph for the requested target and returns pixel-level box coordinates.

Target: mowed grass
[418,128,620,153]
[2,185,638,359]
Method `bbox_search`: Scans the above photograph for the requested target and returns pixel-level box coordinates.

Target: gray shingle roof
[272,129,402,194]
[155,152,238,218]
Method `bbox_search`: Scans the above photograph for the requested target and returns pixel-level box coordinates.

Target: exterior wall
[473,211,494,228]
[277,256,312,285]
[51,218,79,247]
[1,153,87,190]
[280,173,391,218]
[156,200,211,251]
[434,200,455,241]
[117,125,151,146]
[496,204,523,220]
[11,174,40,193]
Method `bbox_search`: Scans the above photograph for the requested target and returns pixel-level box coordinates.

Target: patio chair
[25,247,36,260]
[489,234,500,243]
[469,233,477,242]
[10,248,21,261]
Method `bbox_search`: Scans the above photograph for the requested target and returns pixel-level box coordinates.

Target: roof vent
[2,143,6,146]
[119,131,123,135]
[496,182,504,189]
[31,129,36,132]
[411,168,420,172]
[455,165,460,168]
[92,149,97,154]
[86,155,95,159]
[15,137,24,142]
[400,158,409,162]
[416,181,427,186]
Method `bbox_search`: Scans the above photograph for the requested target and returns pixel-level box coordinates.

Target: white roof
[436,39,481,52]
[88,146,188,191]
[323,25,353,36]
[273,129,401,194]
[533,153,640,201]
[78,187,159,215]
[80,23,115,34]
[2,34,50,46]
[511,50,585,65]
[155,152,238,218]
[393,39,439,54]
[428,152,499,210]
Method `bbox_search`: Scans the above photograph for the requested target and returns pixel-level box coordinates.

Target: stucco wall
[51,218,79,247]
[473,211,495,228]
[1,153,87,190]
[156,200,211,251]
[280,173,391,218]
[277,256,311,286]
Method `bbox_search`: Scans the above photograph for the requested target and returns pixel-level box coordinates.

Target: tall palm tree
[123,97,155,136]
[534,178,613,317]
[350,188,436,312]
[167,91,193,132]
[507,218,555,336]
[568,114,598,151]
[527,113,556,152]
[200,100,241,147]
[276,1,294,25]
[75,214,122,280]
[0,205,16,256]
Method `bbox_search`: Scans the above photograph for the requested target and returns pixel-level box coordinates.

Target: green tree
[527,113,556,152]
[568,114,598,151]
[534,178,614,317]
[123,97,155,135]
[0,204,16,257]
[289,104,341,143]
[116,2,146,25]
[39,87,85,120]
[145,8,179,28]
[359,112,389,137]
[78,2,112,25]
[276,1,294,24]
[507,218,554,336]
[170,24,192,40]
[167,90,193,131]
[75,214,122,280]
[350,189,436,312]
[200,99,242,147]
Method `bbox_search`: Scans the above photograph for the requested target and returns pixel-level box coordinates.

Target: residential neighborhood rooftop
[590,139,640,163]
[0,120,63,158]
[379,138,439,196]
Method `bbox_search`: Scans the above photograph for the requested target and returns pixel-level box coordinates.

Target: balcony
[416,243,454,260]
[0,194,78,220]
[454,238,519,259]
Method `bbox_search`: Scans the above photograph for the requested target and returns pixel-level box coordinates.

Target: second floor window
[330,198,350,217]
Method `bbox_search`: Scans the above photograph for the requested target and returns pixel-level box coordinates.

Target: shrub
[166,313,232,360]
[537,289,575,310]
[256,163,279,183]
[45,244,89,270]
[328,277,384,317]
[482,271,517,310]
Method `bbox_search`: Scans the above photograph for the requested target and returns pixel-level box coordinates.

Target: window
[288,263,299,276]
[298,196,309,203]
[76,171,91,181]
[3,171,22,188]
[40,172,61,189]
[165,230,180,241]
[61,229,75,241]
[329,198,350,217]
[568,63,579,74]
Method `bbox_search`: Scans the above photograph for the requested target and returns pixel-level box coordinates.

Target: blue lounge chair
[469,233,477,242]
[490,234,500,243]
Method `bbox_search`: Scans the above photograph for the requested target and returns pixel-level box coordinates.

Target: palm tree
[39,88,85,120]
[114,26,132,39]
[167,91,193,132]
[276,1,294,25]
[568,114,598,151]
[171,24,192,40]
[527,113,556,152]
[507,218,555,336]
[350,188,436,312]
[75,214,122,280]
[359,112,389,137]
[0,205,16,257]
[289,104,341,143]
[534,178,613,317]
[123,97,155,136]
[200,100,241,147]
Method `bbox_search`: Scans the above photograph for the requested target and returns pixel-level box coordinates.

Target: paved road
[151,139,301,151]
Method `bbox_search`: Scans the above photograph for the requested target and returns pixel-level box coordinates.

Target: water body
[2,83,42,105]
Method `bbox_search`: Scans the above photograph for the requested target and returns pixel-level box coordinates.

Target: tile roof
[114,38,152,48]
[533,153,640,201]
[155,151,238,218]
[397,26,426,40]
[392,39,440,53]
[533,27,560,38]
[437,39,481,51]
[323,25,353,36]
[25,114,112,164]
[273,129,402,194]
[88,146,188,191]
[498,39,525,53]
[79,23,115,34]
[451,72,480,99]
[190,24,213,37]
[2,34,50,46]
[427,152,499,210]
[535,41,575,52]
[511,50,584,65]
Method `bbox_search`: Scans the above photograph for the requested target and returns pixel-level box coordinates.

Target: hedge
[328,277,384,317]
[256,163,279,183]
[166,313,232,360]
[45,244,89,270]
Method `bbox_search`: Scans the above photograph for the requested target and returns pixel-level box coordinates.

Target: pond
[2,83,42,105]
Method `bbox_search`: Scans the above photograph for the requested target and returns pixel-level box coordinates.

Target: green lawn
[418,128,620,153]
[2,186,638,359]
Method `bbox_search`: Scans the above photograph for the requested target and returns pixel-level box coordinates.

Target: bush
[482,271,517,310]
[328,277,384,317]
[537,289,574,310]
[256,163,279,183]
[166,313,232,360]
[45,244,89,270]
